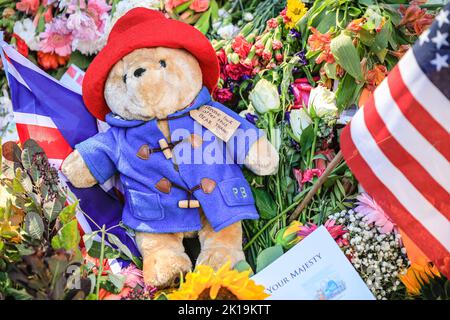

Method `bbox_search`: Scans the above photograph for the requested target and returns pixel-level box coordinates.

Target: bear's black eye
[122,74,127,83]
[134,68,146,77]
[159,60,166,68]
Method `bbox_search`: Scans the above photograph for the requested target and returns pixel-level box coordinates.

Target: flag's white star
[430,53,449,72]
[431,30,449,49]
[419,29,431,45]
[435,9,449,28]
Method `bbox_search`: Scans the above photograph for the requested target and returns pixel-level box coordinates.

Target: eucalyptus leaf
[256,245,284,273]
[330,33,363,81]
[24,212,44,240]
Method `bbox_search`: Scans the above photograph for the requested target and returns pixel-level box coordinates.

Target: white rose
[249,79,280,114]
[308,85,338,118]
[289,108,311,139]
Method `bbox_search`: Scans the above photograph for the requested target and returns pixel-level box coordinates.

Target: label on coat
[190,105,241,142]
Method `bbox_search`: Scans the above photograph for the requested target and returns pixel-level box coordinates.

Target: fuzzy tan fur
[62,47,279,288]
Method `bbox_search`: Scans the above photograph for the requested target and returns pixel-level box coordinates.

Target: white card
[251,226,375,300]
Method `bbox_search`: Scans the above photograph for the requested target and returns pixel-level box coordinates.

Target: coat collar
[105,86,212,128]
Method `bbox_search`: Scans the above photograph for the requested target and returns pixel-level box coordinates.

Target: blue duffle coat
[75,87,262,233]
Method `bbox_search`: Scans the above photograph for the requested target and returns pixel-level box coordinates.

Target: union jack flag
[0,37,139,273]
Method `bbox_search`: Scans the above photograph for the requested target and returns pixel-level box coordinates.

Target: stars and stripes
[340,4,450,263]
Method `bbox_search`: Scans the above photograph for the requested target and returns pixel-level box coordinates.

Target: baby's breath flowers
[329,209,410,300]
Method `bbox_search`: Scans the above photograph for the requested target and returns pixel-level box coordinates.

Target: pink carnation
[231,35,252,59]
[298,219,348,247]
[267,18,278,29]
[190,0,210,13]
[354,193,396,234]
[272,39,283,50]
[40,18,73,56]
[213,88,233,103]
[301,168,323,183]
[67,11,99,41]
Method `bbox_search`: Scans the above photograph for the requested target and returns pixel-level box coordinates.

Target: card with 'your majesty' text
[251,226,375,300]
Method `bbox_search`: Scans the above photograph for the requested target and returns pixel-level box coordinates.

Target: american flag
[0,36,139,272]
[340,5,450,263]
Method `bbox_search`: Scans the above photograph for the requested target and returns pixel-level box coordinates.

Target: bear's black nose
[133,68,146,77]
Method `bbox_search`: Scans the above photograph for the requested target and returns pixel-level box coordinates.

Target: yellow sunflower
[285,0,308,29]
[400,262,441,296]
[167,261,269,300]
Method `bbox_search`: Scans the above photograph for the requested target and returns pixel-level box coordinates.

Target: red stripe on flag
[363,97,450,219]
[388,67,450,161]
[340,124,448,262]
[16,123,73,160]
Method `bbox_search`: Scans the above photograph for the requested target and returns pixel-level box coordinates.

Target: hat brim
[82,12,219,121]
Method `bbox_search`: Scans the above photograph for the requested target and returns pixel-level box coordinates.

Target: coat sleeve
[74,129,119,184]
[210,102,265,164]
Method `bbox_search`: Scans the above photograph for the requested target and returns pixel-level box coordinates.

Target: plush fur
[62,47,279,288]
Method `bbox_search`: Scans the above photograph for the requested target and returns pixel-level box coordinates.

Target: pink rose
[165,0,190,11]
[189,0,210,13]
[16,0,39,15]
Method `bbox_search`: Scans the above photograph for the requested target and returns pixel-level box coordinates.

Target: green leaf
[59,202,78,224]
[82,231,99,252]
[371,23,390,54]
[51,219,80,250]
[6,288,33,300]
[107,271,126,291]
[24,212,44,240]
[68,52,93,70]
[251,188,277,220]
[299,124,315,156]
[87,241,121,259]
[330,33,363,81]
[256,245,284,273]
[43,198,63,222]
[107,233,134,261]
[21,148,32,170]
[234,260,254,276]
[335,73,358,110]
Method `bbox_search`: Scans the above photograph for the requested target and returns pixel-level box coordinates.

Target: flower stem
[95,224,106,300]
[309,118,319,168]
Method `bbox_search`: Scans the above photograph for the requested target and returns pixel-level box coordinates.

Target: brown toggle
[159,139,173,159]
[155,177,172,194]
[200,178,216,194]
[178,200,200,209]
[137,144,150,160]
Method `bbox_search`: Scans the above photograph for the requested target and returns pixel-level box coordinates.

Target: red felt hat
[82,8,220,121]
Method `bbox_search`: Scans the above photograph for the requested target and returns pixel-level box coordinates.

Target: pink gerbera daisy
[40,18,73,56]
[354,192,395,234]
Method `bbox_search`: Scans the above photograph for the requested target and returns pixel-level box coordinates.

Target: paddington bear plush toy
[62,8,279,288]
